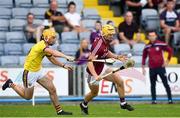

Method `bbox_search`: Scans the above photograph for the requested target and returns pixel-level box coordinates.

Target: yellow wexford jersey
[24,40,50,72]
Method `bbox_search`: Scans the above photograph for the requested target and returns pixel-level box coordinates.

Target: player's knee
[91,91,98,97]
[24,96,32,100]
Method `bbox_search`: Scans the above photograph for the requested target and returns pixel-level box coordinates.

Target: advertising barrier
[0,68,69,96]
[85,67,180,96]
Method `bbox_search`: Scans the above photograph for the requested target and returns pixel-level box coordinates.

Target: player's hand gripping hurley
[90,55,135,85]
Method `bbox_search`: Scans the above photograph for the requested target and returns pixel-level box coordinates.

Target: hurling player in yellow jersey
[2,29,74,115]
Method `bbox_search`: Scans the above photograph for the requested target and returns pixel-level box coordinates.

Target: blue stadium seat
[0,19,9,31]
[6,32,25,43]
[10,19,26,31]
[61,32,79,44]
[19,56,26,66]
[0,8,11,19]
[33,19,43,25]
[32,0,49,8]
[57,8,67,14]
[132,43,145,56]
[60,44,79,56]
[0,44,4,55]
[172,32,180,52]
[15,0,32,8]
[83,8,100,20]
[0,56,19,66]
[79,31,91,40]
[42,57,54,67]
[114,43,131,55]
[4,43,23,55]
[131,56,142,66]
[141,9,159,31]
[23,43,35,55]
[57,0,67,8]
[82,20,96,30]
[30,8,47,19]
[0,0,13,8]
[12,8,29,19]
[0,32,6,43]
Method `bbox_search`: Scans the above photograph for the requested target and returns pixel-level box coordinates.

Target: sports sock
[55,105,62,113]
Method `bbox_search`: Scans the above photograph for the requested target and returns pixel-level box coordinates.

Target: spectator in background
[45,1,68,34]
[147,0,164,10]
[160,0,180,44]
[125,0,144,25]
[75,39,90,65]
[90,20,102,44]
[142,31,173,104]
[118,11,141,48]
[24,13,39,43]
[65,1,87,33]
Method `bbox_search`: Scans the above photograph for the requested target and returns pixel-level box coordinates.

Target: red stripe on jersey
[92,38,103,55]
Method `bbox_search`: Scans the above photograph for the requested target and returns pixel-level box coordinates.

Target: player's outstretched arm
[47,55,73,71]
[87,54,101,81]
[44,48,74,61]
[107,50,127,62]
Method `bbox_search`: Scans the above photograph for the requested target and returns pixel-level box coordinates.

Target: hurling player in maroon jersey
[80,25,134,115]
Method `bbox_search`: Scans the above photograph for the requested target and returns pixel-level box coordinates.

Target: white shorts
[87,65,108,86]
[22,69,45,88]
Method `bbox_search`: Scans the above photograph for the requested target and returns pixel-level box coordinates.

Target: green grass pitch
[0,103,180,117]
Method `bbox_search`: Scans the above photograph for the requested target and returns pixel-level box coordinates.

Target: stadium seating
[57,8,67,14]
[0,20,9,31]
[6,32,25,43]
[114,43,131,55]
[12,8,29,19]
[141,9,160,31]
[22,43,35,55]
[57,0,67,8]
[60,44,79,56]
[0,0,179,66]
[131,56,142,65]
[33,19,43,25]
[10,19,26,31]
[19,56,26,66]
[83,8,100,20]
[61,32,79,44]
[132,43,145,56]
[79,31,91,40]
[42,57,53,67]
[82,19,96,29]
[29,8,47,19]
[0,0,13,8]
[0,8,12,19]
[0,32,6,43]
[4,43,23,55]
[0,43,4,55]
[32,0,49,8]
[0,56,19,66]
[15,0,32,8]
[172,32,180,52]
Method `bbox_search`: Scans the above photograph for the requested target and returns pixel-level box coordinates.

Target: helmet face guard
[102,25,116,42]
[42,29,57,46]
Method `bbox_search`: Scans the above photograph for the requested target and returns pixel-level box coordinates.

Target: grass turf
[0,103,180,117]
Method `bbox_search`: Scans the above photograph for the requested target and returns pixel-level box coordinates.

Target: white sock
[121,102,127,105]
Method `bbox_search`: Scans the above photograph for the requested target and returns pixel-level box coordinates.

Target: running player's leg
[2,70,34,100]
[37,76,72,115]
[80,76,99,115]
[103,68,134,111]
[84,84,99,103]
